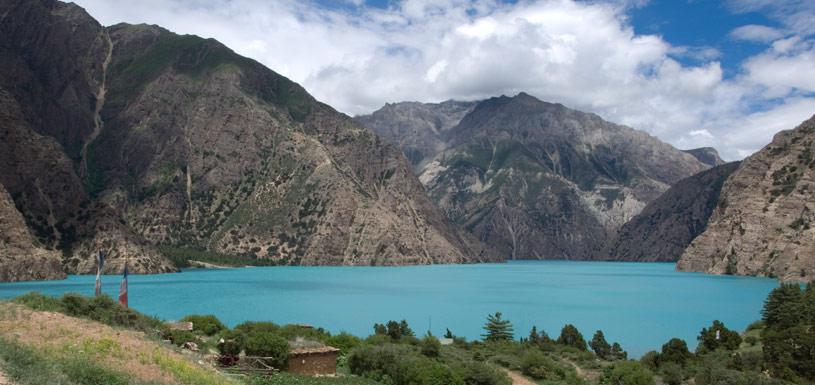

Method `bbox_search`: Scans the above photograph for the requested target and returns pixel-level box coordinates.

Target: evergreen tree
[611,342,628,360]
[399,319,415,337]
[386,320,402,340]
[444,328,454,339]
[557,324,587,351]
[529,326,540,345]
[763,283,804,329]
[590,330,612,359]
[373,323,387,335]
[481,312,514,342]
[660,338,692,366]
[697,320,741,353]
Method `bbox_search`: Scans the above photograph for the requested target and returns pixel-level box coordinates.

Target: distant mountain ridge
[357,93,710,259]
[0,0,497,281]
[607,162,740,262]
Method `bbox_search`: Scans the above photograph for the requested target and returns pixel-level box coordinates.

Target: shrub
[348,344,459,385]
[244,330,289,369]
[418,363,464,385]
[600,361,655,385]
[165,330,198,347]
[520,350,567,381]
[235,321,280,334]
[639,351,660,371]
[660,362,684,385]
[660,338,692,366]
[12,292,62,312]
[218,330,246,356]
[181,314,225,336]
[327,332,361,355]
[453,361,511,385]
[15,293,165,335]
[557,324,588,351]
[420,334,442,358]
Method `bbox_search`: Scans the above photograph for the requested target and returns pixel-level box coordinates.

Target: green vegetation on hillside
[3,283,814,385]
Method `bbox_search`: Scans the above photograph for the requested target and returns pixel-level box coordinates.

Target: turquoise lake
[0,261,778,357]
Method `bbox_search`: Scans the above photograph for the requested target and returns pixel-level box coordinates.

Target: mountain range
[1,0,813,282]
[0,0,496,281]
[357,94,710,259]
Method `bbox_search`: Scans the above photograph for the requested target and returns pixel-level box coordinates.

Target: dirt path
[0,366,15,385]
[501,368,537,385]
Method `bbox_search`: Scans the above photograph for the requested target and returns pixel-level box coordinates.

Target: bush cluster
[14,292,165,334]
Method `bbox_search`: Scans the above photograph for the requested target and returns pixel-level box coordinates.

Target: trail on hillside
[0,365,15,385]
[501,368,537,385]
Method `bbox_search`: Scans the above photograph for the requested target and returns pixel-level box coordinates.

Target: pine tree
[444,328,454,339]
[482,312,514,342]
[590,330,612,359]
[386,320,402,340]
[557,324,587,350]
[611,342,627,360]
[373,323,387,335]
[399,320,414,337]
[763,283,804,329]
[529,326,540,345]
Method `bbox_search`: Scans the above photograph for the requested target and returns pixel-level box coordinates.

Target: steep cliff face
[678,116,815,282]
[608,162,740,262]
[0,183,65,281]
[359,93,709,259]
[0,0,496,279]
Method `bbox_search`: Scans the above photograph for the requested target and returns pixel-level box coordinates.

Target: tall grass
[0,336,147,385]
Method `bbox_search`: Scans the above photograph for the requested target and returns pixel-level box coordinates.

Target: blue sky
[75,0,815,160]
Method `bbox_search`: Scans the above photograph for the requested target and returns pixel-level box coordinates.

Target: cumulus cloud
[73,0,815,161]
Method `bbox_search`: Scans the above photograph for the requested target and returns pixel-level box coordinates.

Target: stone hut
[287,344,340,376]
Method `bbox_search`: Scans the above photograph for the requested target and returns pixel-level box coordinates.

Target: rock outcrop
[608,162,740,262]
[683,147,726,167]
[0,183,65,281]
[0,0,497,279]
[678,116,815,282]
[354,100,476,169]
[359,93,710,259]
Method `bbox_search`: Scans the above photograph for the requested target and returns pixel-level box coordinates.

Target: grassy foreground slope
[0,301,236,385]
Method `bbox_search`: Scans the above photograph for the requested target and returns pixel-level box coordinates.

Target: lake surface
[0,261,777,357]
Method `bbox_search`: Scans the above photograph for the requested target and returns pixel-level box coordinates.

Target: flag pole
[119,237,129,308]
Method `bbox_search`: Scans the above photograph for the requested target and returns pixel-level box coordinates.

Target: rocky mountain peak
[358,92,709,260]
[683,147,725,167]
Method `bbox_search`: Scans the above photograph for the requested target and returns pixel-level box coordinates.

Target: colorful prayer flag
[94,250,105,296]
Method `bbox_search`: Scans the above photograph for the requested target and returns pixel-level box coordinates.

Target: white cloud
[72,0,815,161]
[730,24,783,42]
